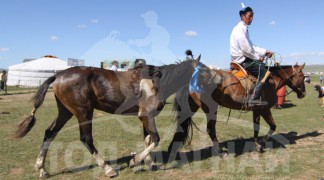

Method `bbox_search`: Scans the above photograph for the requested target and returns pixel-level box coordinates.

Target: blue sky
[1,0,324,69]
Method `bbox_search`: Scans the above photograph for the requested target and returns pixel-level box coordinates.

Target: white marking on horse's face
[140,79,155,98]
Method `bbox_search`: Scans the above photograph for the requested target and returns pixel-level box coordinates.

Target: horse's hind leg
[168,97,199,154]
[76,110,117,177]
[35,96,73,178]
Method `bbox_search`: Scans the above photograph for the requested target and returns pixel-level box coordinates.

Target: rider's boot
[249,82,268,107]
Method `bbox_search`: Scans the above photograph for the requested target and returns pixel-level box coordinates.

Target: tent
[7,55,70,87]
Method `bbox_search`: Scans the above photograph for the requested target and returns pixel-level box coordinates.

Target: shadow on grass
[280,103,297,109]
[50,130,322,177]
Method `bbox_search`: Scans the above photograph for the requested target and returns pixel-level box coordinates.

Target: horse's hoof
[262,148,269,152]
[256,143,267,153]
[39,170,50,179]
[255,143,262,153]
[104,165,118,178]
[149,164,158,171]
[261,146,269,152]
[220,152,228,159]
[129,151,139,168]
[129,158,136,168]
[105,169,117,178]
[259,142,267,153]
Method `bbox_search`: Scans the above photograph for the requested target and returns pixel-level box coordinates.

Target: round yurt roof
[9,55,69,72]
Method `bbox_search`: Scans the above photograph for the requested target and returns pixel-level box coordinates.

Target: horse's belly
[97,96,140,115]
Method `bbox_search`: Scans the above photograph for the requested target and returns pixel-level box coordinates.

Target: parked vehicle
[304,75,311,83]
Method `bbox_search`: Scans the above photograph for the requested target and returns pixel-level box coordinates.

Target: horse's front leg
[200,96,227,158]
[253,110,263,152]
[142,126,158,170]
[260,108,277,149]
[130,114,160,169]
[205,110,227,158]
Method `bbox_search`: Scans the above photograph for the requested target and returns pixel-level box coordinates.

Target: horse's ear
[197,54,201,62]
[300,63,305,70]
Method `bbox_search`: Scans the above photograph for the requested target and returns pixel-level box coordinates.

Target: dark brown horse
[168,63,306,155]
[15,53,216,178]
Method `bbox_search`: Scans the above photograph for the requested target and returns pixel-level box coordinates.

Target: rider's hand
[266,51,273,58]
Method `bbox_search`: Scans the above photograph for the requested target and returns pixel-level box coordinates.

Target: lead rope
[226,109,232,124]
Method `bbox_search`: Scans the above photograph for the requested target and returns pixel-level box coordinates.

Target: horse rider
[230,4,273,106]
[134,58,146,68]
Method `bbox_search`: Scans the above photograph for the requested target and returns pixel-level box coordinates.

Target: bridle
[280,65,305,96]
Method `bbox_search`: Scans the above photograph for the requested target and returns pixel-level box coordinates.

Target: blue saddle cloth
[189,63,205,93]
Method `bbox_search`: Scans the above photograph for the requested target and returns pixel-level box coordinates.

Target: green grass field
[303,64,324,73]
[0,75,324,179]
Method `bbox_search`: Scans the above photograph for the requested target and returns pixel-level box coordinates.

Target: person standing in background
[273,62,286,109]
[276,85,286,109]
[320,76,323,84]
[0,70,7,90]
[109,61,119,71]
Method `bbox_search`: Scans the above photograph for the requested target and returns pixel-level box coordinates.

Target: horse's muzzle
[297,92,306,99]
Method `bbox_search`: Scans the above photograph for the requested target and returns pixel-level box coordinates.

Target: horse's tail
[15,75,56,138]
[168,86,198,153]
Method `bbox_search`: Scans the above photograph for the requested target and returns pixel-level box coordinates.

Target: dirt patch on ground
[9,167,24,175]
[294,129,324,147]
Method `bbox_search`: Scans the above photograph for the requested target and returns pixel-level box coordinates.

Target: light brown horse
[168,63,306,155]
[15,52,216,178]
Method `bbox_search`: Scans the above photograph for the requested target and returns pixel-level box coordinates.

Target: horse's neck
[159,63,194,99]
[271,67,293,90]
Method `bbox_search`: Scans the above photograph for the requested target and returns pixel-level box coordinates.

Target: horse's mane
[140,60,193,99]
[157,60,193,88]
[268,65,292,71]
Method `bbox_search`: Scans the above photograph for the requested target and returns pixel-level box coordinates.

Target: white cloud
[285,52,324,58]
[282,51,324,65]
[91,19,99,23]
[77,24,87,29]
[50,35,59,41]
[185,30,198,37]
[0,48,9,52]
[269,20,276,26]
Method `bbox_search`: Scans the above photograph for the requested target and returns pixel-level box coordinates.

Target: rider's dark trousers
[241,58,267,83]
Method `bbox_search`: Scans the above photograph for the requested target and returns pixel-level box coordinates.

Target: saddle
[230,62,256,93]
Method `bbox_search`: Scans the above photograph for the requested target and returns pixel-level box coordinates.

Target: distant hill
[304,64,324,73]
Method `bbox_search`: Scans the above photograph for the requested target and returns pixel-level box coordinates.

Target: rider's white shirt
[230,21,266,64]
